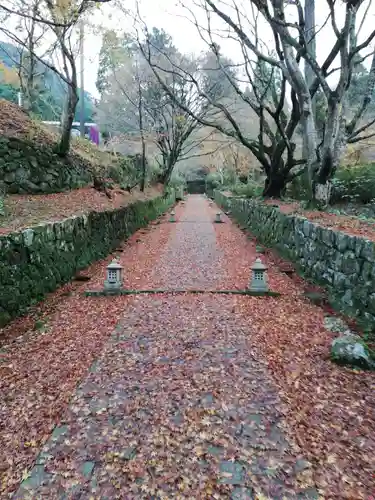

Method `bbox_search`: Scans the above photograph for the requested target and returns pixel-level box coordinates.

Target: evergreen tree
[96,30,121,95]
[200,44,237,100]
[347,62,375,113]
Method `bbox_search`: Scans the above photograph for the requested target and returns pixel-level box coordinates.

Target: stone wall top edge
[0,194,166,243]
[215,191,374,248]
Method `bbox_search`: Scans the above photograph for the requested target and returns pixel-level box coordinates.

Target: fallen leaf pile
[262,198,375,241]
[0,185,162,235]
[214,216,375,498]
[1,195,374,498]
[0,210,174,495]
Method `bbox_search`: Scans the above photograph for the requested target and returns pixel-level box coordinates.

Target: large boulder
[331,335,374,370]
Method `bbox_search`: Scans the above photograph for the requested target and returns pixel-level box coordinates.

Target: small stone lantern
[104,258,123,291]
[249,258,268,292]
[169,211,176,222]
[215,212,222,223]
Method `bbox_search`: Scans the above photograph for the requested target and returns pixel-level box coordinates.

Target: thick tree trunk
[160,157,176,186]
[301,106,320,202]
[57,84,78,157]
[314,181,332,205]
[161,168,173,185]
[279,34,320,203]
[312,100,344,206]
[262,172,287,198]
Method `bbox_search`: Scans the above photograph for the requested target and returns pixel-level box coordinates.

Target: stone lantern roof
[107,259,123,270]
[252,258,267,270]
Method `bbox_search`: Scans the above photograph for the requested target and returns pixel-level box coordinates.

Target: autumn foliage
[0,197,374,498]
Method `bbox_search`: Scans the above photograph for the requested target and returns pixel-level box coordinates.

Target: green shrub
[205,169,239,192]
[205,172,222,189]
[331,164,375,204]
[147,162,162,185]
[205,172,223,198]
[286,173,309,201]
[107,155,146,187]
[120,155,141,184]
[231,181,263,198]
[286,163,375,205]
[222,166,238,186]
[107,163,125,184]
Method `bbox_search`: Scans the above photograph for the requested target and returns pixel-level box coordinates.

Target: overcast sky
[1,0,374,102]
[84,0,204,97]
[84,0,375,97]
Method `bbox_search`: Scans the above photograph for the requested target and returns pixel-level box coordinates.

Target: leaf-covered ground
[0,210,174,495]
[0,185,162,235]
[214,211,375,498]
[262,198,375,242]
[1,196,374,498]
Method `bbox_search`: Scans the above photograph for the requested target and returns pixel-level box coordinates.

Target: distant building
[71,128,80,138]
[42,121,101,145]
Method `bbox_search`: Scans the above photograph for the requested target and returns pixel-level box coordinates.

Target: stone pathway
[150,195,226,290]
[15,195,318,499]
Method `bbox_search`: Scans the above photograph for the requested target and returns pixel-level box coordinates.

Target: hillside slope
[0,99,162,232]
[0,99,116,195]
[0,40,94,122]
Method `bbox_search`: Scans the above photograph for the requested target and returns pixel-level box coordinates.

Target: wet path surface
[15,196,318,499]
[151,195,226,290]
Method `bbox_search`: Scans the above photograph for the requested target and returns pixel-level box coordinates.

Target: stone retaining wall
[215,190,375,331]
[0,193,175,326]
[0,136,94,194]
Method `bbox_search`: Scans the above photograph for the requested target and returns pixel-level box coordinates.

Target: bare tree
[136,58,147,191]
[139,5,305,197]
[0,0,93,27]
[0,0,50,113]
[148,81,207,184]
[303,0,316,158]
[44,1,84,155]
[104,50,149,191]
[19,2,44,113]
[205,0,375,204]
[139,28,220,185]
[97,27,214,186]
[0,0,108,155]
